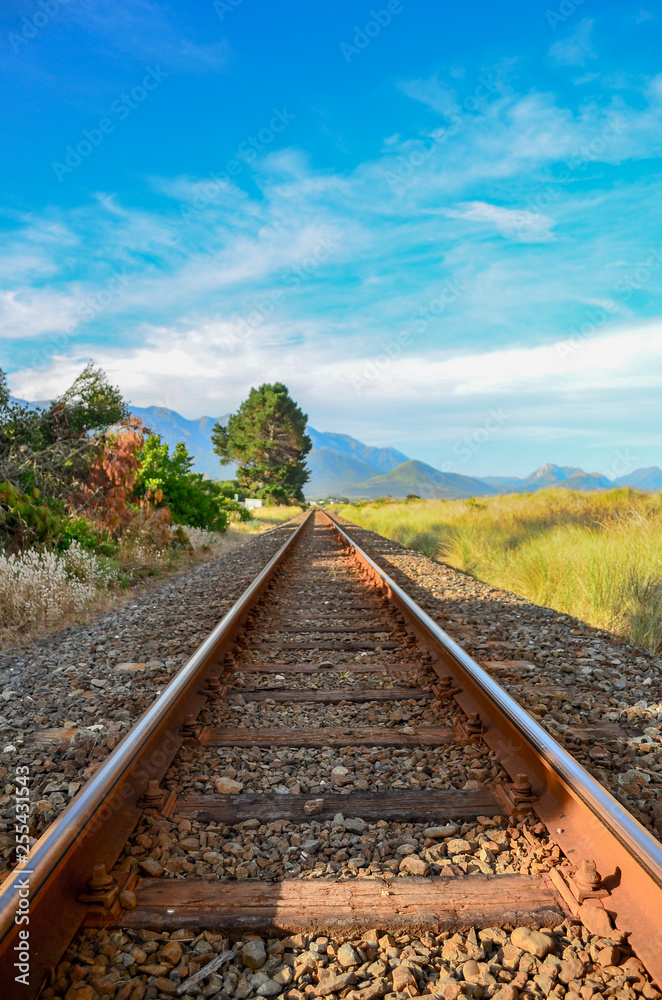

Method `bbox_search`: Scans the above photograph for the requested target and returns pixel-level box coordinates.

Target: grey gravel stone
[241,938,267,969]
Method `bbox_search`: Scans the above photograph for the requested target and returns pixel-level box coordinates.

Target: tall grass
[229,505,304,534]
[0,518,250,639]
[336,489,662,654]
[0,542,120,627]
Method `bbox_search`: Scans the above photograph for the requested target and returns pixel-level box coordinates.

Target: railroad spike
[181,714,201,739]
[139,779,166,810]
[464,712,483,740]
[78,864,118,909]
[432,675,460,699]
[199,675,225,699]
[571,858,610,903]
[494,773,538,817]
[454,712,485,745]
[512,773,535,804]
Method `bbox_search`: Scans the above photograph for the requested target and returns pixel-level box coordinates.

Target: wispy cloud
[398,75,460,117]
[4,63,662,471]
[444,201,555,242]
[549,19,597,67]
[0,288,84,340]
[69,0,229,74]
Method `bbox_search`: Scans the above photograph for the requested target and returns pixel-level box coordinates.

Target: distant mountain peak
[536,462,562,474]
[11,397,660,497]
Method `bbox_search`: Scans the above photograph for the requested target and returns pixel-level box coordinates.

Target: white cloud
[10,317,662,416]
[444,201,554,242]
[4,69,662,472]
[69,0,229,74]
[398,76,460,117]
[8,316,662,478]
[549,19,596,67]
[0,288,83,339]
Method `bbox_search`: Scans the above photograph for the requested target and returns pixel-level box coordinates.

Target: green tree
[0,362,129,500]
[0,370,9,409]
[212,383,311,504]
[49,361,128,438]
[135,435,248,531]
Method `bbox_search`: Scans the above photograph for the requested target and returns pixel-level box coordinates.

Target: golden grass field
[228,504,305,533]
[336,489,662,655]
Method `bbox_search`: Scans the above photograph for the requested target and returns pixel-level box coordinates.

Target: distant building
[233,495,264,511]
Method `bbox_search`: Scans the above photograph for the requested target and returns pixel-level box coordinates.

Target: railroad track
[2,510,662,999]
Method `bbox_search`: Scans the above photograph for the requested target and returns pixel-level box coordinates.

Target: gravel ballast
[3,511,662,995]
[334,516,662,842]
[0,522,303,868]
[46,920,660,1000]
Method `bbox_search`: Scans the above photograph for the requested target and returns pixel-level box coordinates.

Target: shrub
[0,541,119,627]
[0,481,118,557]
[135,435,240,531]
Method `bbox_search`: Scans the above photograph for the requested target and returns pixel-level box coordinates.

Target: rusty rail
[0,512,313,997]
[323,509,662,977]
[2,506,662,995]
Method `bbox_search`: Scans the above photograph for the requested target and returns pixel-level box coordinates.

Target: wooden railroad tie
[194,726,457,748]
[118,874,567,934]
[252,626,399,635]
[173,788,502,824]
[227,687,432,704]
[231,662,422,673]
[249,641,401,651]
[271,603,383,611]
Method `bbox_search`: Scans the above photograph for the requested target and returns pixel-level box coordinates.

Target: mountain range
[9,398,662,499]
[129,405,234,478]
[129,405,662,499]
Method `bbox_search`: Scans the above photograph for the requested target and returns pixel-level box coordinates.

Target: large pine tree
[212,383,311,504]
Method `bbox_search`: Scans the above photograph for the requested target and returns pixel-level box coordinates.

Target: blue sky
[1,0,662,478]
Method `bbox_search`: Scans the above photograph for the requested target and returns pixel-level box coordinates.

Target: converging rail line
[1,510,662,997]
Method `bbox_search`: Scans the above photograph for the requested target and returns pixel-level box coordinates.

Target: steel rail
[322,509,662,975]
[0,511,313,997]
[3,506,662,994]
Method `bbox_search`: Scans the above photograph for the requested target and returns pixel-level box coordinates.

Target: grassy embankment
[228,505,305,534]
[336,490,662,655]
[0,506,304,644]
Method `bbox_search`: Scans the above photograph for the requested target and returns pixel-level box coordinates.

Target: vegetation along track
[1,510,662,999]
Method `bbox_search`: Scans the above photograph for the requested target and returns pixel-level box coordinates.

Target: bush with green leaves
[135,435,248,531]
[0,481,117,556]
